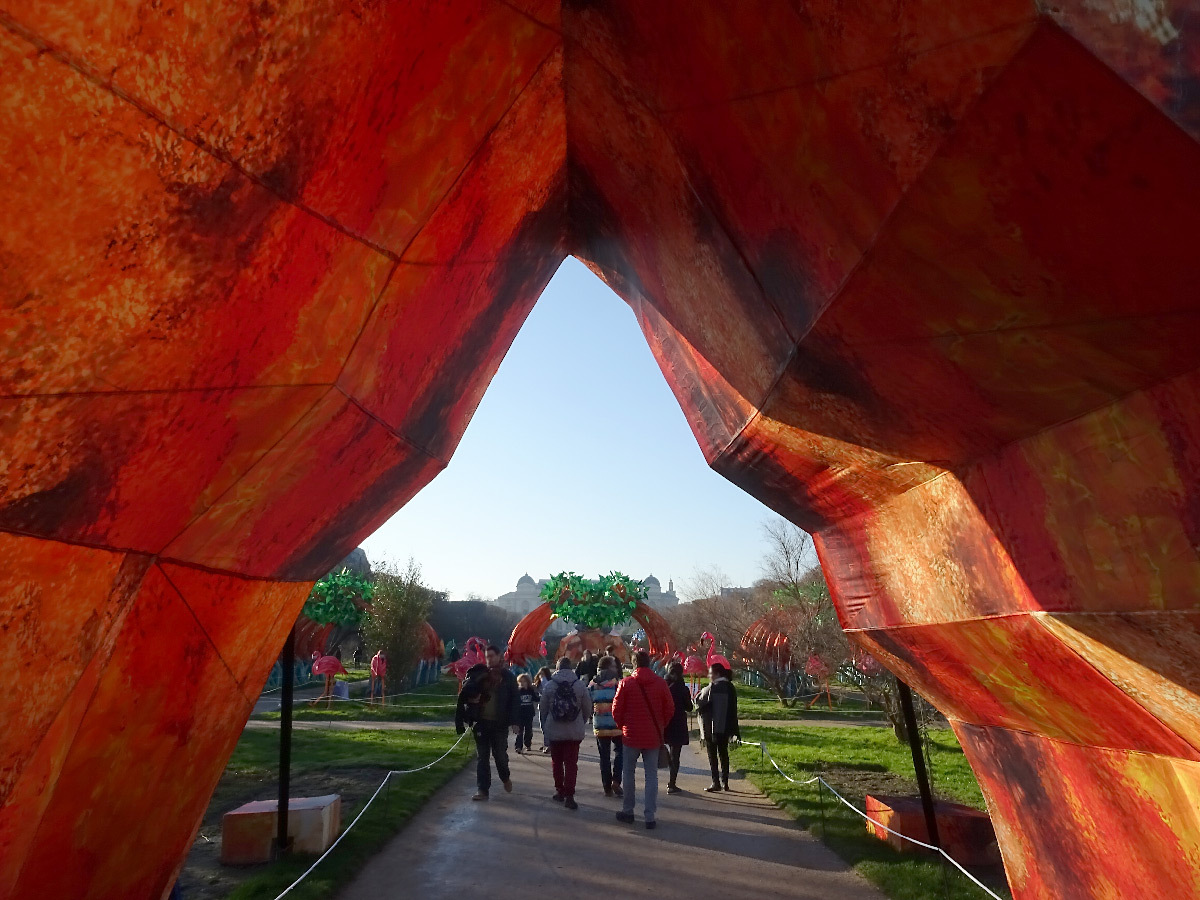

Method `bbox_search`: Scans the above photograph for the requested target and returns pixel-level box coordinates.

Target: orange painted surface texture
[2,3,1199,898]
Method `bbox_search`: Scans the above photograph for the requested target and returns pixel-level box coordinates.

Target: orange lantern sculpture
[2,3,1200,897]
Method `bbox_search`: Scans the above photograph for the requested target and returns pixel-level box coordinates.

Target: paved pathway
[339,740,884,900]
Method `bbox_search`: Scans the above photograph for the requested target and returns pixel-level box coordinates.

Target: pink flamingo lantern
[805,653,834,710]
[682,643,707,696]
[447,636,488,685]
[311,654,347,709]
[701,631,732,672]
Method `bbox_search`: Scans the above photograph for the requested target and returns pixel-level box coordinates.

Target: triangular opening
[362,257,774,602]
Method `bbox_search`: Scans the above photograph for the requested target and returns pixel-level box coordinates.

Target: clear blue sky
[362,257,783,601]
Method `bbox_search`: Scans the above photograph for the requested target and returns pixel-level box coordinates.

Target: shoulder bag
[634,678,672,769]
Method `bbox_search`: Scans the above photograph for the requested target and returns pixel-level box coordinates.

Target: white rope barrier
[748,740,1003,900]
[282,695,458,708]
[272,729,470,899]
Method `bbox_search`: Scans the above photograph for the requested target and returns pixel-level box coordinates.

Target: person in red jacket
[611,649,674,829]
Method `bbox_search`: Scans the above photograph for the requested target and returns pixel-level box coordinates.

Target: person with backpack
[589,655,624,797]
[611,650,674,829]
[539,657,593,810]
[696,662,741,792]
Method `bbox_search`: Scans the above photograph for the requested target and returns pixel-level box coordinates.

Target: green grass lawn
[734,682,888,722]
[732,724,1011,900]
[254,676,460,724]
[333,665,371,682]
[180,726,472,900]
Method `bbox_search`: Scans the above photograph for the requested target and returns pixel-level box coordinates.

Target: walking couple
[541,653,623,809]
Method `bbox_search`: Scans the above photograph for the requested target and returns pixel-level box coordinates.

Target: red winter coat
[611,667,675,750]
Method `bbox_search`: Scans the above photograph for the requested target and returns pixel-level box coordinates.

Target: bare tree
[679,565,734,603]
[760,520,848,671]
[663,566,758,665]
[761,518,819,586]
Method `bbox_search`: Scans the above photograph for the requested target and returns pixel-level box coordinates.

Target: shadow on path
[340,740,884,899]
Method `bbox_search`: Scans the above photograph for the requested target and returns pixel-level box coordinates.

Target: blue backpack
[551,679,580,721]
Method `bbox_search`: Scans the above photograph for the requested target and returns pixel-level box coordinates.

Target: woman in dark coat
[663,661,694,794]
[695,662,740,792]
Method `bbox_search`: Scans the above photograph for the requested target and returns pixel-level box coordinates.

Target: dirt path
[338,741,885,899]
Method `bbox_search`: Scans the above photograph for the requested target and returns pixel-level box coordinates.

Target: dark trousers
[515,710,535,749]
[668,743,684,787]
[474,721,511,793]
[597,736,624,790]
[550,740,581,797]
[707,734,730,784]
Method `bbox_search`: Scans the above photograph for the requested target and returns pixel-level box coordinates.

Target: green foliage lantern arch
[539,571,648,631]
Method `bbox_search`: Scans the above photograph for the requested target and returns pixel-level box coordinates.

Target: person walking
[575,649,598,684]
[612,650,674,829]
[514,673,539,753]
[534,665,553,753]
[589,655,624,797]
[539,657,592,810]
[696,662,740,792]
[469,645,521,801]
[664,661,694,794]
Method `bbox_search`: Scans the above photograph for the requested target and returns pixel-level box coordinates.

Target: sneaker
[503,779,513,793]
[604,787,613,797]
[565,797,578,810]
[704,783,722,793]
[541,747,550,754]
[645,820,657,830]
[612,784,624,797]
[667,785,682,795]
[514,747,523,754]
[723,781,731,791]
[615,811,635,824]
[472,792,489,801]
[552,793,565,803]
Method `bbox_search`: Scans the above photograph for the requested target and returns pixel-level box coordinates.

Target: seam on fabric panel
[331,43,563,387]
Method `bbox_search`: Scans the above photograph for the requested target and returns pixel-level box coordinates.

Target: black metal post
[816,777,826,839]
[896,678,940,849]
[275,625,295,857]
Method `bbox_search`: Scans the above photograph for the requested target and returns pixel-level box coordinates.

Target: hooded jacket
[538,669,593,743]
[611,666,674,750]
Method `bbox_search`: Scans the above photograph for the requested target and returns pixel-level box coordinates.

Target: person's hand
[456,724,465,735]
[511,725,522,735]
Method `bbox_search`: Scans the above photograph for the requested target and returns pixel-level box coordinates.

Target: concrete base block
[221,794,342,865]
[864,794,1000,866]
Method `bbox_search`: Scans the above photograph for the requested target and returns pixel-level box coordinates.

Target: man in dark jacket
[575,649,598,683]
[457,645,522,801]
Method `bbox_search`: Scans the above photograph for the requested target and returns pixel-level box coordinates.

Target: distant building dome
[517,573,536,587]
[643,575,661,588]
